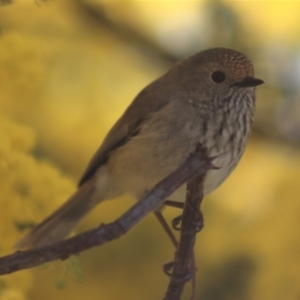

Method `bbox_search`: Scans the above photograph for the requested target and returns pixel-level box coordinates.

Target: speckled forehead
[191,49,254,79]
[221,51,254,79]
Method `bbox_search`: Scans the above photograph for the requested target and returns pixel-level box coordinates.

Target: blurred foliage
[0,114,74,299]
[0,0,300,300]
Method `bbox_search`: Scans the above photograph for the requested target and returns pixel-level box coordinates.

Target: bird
[16,47,264,249]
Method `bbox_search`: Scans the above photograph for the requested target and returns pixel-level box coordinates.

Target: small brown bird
[16,48,264,249]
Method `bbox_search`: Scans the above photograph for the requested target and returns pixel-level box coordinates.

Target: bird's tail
[15,179,98,249]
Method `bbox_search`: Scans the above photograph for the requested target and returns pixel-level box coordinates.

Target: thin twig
[0,148,213,276]
[164,145,208,300]
[74,0,177,64]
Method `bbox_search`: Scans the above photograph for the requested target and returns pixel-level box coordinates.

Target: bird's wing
[78,77,172,187]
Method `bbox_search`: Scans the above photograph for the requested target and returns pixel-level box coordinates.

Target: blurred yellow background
[1,0,300,299]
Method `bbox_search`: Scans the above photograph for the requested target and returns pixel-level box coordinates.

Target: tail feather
[15,179,97,249]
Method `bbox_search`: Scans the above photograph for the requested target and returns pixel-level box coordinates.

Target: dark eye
[211,71,226,83]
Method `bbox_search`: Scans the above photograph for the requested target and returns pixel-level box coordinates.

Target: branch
[0,148,214,276]
[74,0,177,64]
[164,145,208,300]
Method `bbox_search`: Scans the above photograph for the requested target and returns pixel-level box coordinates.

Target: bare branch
[0,148,214,276]
[164,145,208,300]
[74,0,177,64]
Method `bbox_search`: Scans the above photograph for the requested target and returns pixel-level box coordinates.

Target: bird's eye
[211,71,226,83]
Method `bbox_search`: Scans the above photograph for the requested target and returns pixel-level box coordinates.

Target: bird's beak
[232,77,264,88]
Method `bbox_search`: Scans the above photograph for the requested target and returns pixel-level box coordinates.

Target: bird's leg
[154,209,179,277]
[154,210,178,248]
[163,200,185,231]
[164,199,203,232]
[164,200,184,209]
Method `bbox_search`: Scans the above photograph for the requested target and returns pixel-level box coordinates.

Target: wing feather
[78,74,173,187]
